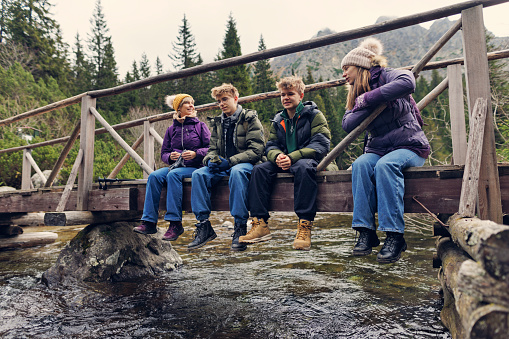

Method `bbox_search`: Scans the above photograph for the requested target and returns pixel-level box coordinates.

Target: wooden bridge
[1,1,509,337]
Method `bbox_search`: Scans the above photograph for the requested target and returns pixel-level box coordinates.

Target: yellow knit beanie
[167,94,191,112]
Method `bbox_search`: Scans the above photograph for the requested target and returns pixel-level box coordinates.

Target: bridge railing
[0,0,506,222]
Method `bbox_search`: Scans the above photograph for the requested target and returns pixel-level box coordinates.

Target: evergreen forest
[0,0,508,189]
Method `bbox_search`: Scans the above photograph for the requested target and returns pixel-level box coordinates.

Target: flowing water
[0,212,450,338]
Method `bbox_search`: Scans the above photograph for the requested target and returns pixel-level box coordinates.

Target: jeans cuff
[352,223,376,231]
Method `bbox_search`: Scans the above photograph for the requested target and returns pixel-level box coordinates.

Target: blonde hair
[345,66,372,110]
[276,76,305,94]
[210,83,239,100]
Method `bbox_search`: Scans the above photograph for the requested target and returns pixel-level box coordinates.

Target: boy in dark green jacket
[189,83,265,251]
[241,76,332,250]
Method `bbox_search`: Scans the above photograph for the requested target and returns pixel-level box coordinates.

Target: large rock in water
[42,221,182,287]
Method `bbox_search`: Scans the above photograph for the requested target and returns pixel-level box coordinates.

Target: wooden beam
[0,232,58,250]
[412,19,462,77]
[0,187,138,213]
[77,95,96,211]
[417,77,449,111]
[462,5,503,223]
[143,121,154,179]
[44,210,141,226]
[448,213,509,283]
[108,133,144,179]
[459,98,487,217]
[21,149,32,190]
[448,64,468,165]
[45,120,81,187]
[149,127,163,145]
[90,107,153,175]
[0,225,23,235]
[0,93,85,128]
[56,149,83,212]
[25,151,46,186]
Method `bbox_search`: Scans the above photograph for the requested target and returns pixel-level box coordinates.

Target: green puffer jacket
[203,108,265,167]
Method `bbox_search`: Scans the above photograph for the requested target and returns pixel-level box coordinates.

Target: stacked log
[436,213,509,338]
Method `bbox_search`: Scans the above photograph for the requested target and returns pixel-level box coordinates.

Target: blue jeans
[351,149,425,234]
[191,162,253,224]
[142,166,198,223]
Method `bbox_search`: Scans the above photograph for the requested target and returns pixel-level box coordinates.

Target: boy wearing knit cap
[241,76,332,251]
[341,38,429,263]
[188,83,265,251]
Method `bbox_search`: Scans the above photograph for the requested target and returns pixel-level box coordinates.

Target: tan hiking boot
[293,219,312,250]
[239,217,272,243]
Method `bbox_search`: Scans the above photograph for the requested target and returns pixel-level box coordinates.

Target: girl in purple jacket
[341,38,430,263]
[134,94,210,240]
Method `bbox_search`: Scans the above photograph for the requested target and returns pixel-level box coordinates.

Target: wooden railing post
[461,5,502,223]
[21,148,32,190]
[143,120,154,179]
[77,95,96,211]
[448,64,467,165]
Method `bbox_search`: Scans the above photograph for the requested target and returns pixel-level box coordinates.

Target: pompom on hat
[166,93,192,112]
[341,38,384,69]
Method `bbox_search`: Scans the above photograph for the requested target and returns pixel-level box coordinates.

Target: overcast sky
[52,0,509,77]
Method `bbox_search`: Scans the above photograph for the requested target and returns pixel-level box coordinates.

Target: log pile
[436,213,509,338]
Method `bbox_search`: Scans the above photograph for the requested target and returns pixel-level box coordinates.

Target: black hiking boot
[377,232,407,264]
[353,227,380,256]
[187,220,217,250]
[231,222,247,252]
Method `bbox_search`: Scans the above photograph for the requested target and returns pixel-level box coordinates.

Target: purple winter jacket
[342,67,430,158]
[160,116,211,168]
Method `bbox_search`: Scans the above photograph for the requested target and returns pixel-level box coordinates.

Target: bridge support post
[143,120,154,179]
[77,95,96,211]
[448,64,467,166]
[461,5,502,223]
[21,148,32,190]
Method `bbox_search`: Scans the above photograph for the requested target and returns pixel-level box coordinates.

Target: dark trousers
[248,159,318,221]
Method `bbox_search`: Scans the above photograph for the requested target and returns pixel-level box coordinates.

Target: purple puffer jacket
[160,116,211,168]
[342,67,430,158]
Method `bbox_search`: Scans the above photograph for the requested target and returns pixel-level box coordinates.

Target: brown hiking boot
[293,219,312,250]
[239,217,271,243]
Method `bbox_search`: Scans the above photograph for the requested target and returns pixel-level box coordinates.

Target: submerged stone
[42,221,182,287]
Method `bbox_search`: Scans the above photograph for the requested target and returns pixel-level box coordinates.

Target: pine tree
[170,15,200,95]
[3,0,71,91]
[71,32,93,94]
[88,0,118,89]
[217,13,251,96]
[87,0,120,122]
[253,35,278,122]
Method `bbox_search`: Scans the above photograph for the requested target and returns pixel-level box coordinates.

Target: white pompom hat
[341,38,384,69]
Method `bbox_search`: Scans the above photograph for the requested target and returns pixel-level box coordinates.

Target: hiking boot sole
[133,228,158,235]
[239,234,272,243]
[353,248,374,256]
[187,233,217,250]
[162,228,185,241]
[376,243,407,264]
[231,244,247,252]
[293,244,311,251]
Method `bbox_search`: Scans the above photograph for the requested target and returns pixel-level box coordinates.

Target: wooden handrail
[86,0,508,99]
[1,48,508,156]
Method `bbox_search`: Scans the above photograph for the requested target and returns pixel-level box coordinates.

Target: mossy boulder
[42,221,182,287]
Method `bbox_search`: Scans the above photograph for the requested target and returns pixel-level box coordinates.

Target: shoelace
[245,220,261,235]
[383,235,399,251]
[296,223,311,240]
